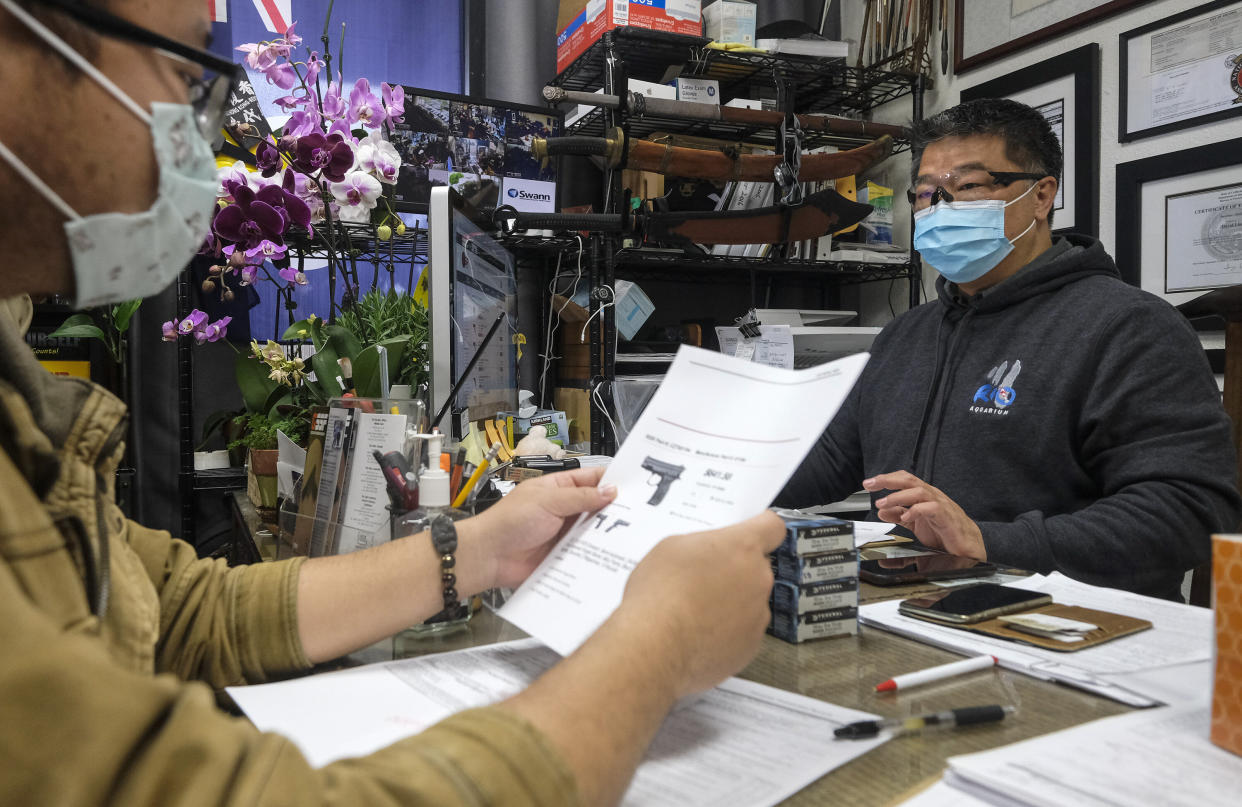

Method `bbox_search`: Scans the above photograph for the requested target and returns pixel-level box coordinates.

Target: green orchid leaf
[309,341,344,401]
[111,300,142,333]
[352,338,407,399]
[49,315,107,343]
[235,354,279,413]
[261,387,292,418]
[323,325,363,362]
[282,316,327,349]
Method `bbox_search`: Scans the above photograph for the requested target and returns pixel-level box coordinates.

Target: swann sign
[501,178,556,213]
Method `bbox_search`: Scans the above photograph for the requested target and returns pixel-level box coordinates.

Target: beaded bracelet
[429,514,467,619]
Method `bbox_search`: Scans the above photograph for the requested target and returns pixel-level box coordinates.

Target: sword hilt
[533,127,626,167]
[493,206,630,235]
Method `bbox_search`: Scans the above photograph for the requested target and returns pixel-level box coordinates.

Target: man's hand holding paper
[499,346,869,655]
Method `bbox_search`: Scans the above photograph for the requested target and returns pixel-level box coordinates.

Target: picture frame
[955,0,1155,73]
[1114,138,1242,302]
[1119,0,1242,143]
[960,44,1100,237]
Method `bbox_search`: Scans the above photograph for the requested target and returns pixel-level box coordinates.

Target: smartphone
[898,583,1053,625]
[858,549,997,586]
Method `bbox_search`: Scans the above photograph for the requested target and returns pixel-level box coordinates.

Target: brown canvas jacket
[0,301,580,806]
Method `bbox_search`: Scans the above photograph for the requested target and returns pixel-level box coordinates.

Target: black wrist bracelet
[429,514,464,616]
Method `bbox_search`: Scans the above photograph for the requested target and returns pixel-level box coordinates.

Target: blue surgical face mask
[912,182,1038,285]
[0,0,217,308]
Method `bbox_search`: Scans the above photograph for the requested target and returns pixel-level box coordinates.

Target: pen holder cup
[1212,533,1242,756]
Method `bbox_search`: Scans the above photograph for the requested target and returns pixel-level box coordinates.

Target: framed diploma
[1164,184,1242,292]
[960,44,1099,237]
[954,0,1155,73]
[1120,0,1242,142]
[1115,138,1242,304]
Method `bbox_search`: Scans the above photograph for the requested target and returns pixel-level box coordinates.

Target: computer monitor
[427,186,519,440]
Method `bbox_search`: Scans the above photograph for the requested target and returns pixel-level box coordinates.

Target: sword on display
[493,186,874,248]
[533,126,893,184]
[542,86,907,140]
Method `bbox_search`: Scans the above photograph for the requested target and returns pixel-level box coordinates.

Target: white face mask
[0,0,218,308]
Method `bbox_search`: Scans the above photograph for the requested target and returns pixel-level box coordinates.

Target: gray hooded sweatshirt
[778,235,1241,599]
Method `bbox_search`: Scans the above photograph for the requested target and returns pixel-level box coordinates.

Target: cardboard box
[497,409,572,447]
[1212,533,1242,756]
[702,0,756,47]
[553,386,591,446]
[773,549,859,585]
[565,79,676,128]
[775,513,854,556]
[769,606,860,643]
[557,0,703,74]
[771,577,859,616]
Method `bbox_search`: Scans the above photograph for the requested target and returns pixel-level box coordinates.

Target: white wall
[839,0,1241,324]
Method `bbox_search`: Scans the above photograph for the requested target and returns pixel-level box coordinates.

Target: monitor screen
[389,87,561,214]
[428,187,518,439]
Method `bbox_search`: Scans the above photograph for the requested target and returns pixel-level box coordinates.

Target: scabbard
[647,187,873,247]
[535,132,893,183]
[542,86,907,139]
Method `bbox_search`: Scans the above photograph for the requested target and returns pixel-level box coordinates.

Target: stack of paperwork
[860,572,1213,707]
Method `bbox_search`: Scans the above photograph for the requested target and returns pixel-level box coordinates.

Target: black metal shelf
[551,27,919,134]
[614,249,914,283]
[192,467,248,491]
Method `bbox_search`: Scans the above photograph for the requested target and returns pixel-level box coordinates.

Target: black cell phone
[898,583,1053,625]
[858,549,997,586]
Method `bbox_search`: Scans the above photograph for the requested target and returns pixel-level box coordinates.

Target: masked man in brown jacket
[0,1,785,804]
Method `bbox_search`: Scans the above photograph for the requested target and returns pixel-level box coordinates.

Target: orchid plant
[196,19,407,326]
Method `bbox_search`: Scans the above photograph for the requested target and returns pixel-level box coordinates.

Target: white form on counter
[860,572,1213,708]
[228,639,888,807]
[498,345,869,656]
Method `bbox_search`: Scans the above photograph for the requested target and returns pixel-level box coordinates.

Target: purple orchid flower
[255,140,282,177]
[348,78,383,129]
[236,42,279,72]
[278,267,309,286]
[284,107,322,139]
[213,183,287,250]
[238,265,259,285]
[245,239,288,262]
[283,23,301,48]
[322,77,346,121]
[161,319,179,341]
[305,51,322,89]
[381,82,405,126]
[178,309,208,337]
[274,93,305,112]
[263,62,299,90]
[203,316,233,343]
[292,132,354,182]
[327,117,353,140]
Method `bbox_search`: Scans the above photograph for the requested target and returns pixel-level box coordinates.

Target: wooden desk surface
[393,600,1131,806]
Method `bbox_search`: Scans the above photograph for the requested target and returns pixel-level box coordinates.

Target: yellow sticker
[512,332,526,361]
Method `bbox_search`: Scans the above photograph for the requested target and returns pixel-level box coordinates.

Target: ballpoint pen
[875,655,998,692]
[835,705,1015,739]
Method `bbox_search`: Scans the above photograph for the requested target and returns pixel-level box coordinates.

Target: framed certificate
[960,44,1100,237]
[1115,138,1242,303]
[954,0,1155,73]
[1119,0,1242,142]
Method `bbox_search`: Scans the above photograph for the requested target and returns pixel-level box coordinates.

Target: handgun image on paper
[641,457,684,506]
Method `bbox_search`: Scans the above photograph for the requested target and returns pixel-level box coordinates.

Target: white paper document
[933,703,1242,807]
[228,639,887,806]
[852,519,899,546]
[500,346,869,655]
[715,324,795,369]
[860,573,1212,707]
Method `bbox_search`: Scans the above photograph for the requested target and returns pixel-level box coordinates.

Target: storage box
[702,0,756,47]
[571,278,654,341]
[772,577,859,616]
[769,606,860,643]
[557,0,703,74]
[775,512,854,556]
[565,79,676,128]
[773,548,858,585]
[1212,533,1242,756]
[497,408,572,447]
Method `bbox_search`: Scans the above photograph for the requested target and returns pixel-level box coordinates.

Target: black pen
[834,705,1015,739]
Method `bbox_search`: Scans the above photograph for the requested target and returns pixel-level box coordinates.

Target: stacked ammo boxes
[768,512,859,642]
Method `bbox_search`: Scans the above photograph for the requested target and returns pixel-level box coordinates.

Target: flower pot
[247,448,280,510]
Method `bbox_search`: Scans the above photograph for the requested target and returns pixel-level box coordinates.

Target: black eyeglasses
[25,0,243,139]
[907,170,1048,208]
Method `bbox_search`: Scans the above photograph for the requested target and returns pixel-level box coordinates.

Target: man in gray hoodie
[779,99,1240,600]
